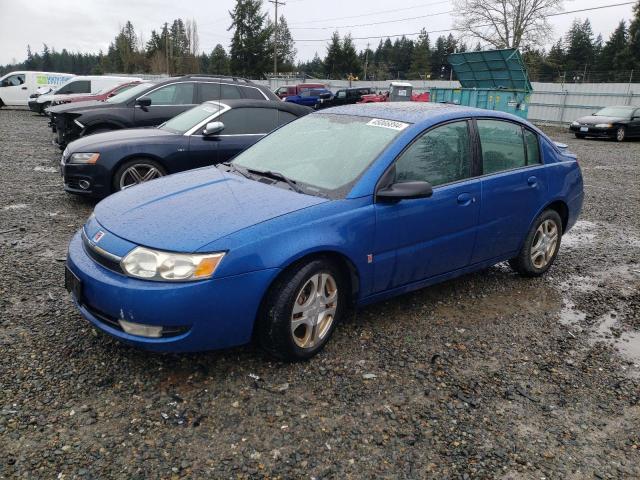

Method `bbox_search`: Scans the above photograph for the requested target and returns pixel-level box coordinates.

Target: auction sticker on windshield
[366,119,409,131]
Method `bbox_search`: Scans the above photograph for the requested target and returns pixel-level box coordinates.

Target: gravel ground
[1,108,639,479]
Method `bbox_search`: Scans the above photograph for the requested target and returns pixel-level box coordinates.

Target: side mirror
[136,96,152,108]
[377,181,433,201]
[203,121,225,136]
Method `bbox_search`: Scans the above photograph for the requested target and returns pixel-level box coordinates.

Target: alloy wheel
[291,273,338,349]
[119,164,163,190]
[530,219,559,269]
[616,127,625,142]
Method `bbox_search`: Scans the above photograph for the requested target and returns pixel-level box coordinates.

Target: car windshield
[594,106,634,118]
[105,82,154,103]
[233,114,409,197]
[160,103,221,134]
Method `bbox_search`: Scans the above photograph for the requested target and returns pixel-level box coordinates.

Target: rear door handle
[457,193,475,206]
[527,176,538,187]
[21,86,27,90]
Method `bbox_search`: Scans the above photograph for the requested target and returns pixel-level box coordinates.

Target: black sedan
[60,100,311,198]
[48,75,279,148]
[569,106,640,142]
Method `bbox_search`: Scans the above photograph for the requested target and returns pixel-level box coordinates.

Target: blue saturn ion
[65,103,584,361]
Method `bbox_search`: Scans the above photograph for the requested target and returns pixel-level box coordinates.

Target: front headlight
[595,123,612,128]
[571,121,579,126]
[68,152,100,164]
[121,247,225,282]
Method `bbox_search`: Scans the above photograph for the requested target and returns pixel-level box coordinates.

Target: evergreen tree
[266,15,297,71]
[564,19,596,79]
[596,21,632,79]
[209,44,230,75]
[228,0,271,77]
[409,29,431,79]
[41,44,53,71]
[340,35,361,78]
[628,1,640,69]
[324,32,342,79]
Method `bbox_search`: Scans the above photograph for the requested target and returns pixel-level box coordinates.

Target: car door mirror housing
[377,181,433,201]
[203,121,225,136]
[136,96,152,108]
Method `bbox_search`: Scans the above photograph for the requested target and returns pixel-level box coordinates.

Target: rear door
[470,119,548,263]
[373,120,481,291]
[630,108,640,137]
[134,82,196,127]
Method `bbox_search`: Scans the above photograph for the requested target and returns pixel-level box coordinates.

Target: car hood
[575,115,627,125]
[94,167,328,252]
[47,100,120,115]
[67,127,176,152]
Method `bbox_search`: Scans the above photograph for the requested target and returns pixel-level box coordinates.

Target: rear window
[241,86,266,100]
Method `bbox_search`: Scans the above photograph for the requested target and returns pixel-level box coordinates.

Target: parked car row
[3,71,584,361]
[0,70,74,107]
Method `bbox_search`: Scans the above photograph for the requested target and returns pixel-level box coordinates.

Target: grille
[81,229,124,274]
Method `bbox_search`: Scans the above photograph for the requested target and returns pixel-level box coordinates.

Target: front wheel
[257,258,345,361]
[615,126,626,142]
[574,132,586,139]
[113,159,166,192]
[509,210,562,277]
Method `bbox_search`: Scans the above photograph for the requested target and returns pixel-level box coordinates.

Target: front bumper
[66,231,279,352]
[569,125,615,137]
[28,100,42,113]
[60,156,111,198]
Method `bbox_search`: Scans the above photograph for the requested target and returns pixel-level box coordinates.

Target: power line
[291,10,453,30]
[289,0,451,25]
[292,1,637,42]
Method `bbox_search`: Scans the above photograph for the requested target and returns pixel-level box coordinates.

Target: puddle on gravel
[33,165,58,173]
[592,311,640,368]
[3,203,28,210]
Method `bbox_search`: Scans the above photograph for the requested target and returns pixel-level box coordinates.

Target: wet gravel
[1,109,639,479]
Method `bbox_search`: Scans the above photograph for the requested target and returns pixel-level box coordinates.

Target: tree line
[2,0,640,83]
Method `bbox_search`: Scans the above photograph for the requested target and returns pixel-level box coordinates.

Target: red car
[359,82,430,103]
[50,81,141,106]
[274,83,327,99]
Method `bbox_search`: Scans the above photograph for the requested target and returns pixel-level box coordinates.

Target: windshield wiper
[220,162,251,179]
[246,168,304,194]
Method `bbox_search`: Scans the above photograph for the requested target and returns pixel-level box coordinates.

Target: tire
[257,258,346,361]
[574,133,586,139]
[40,102,50,115]
[615,126,626,142]
[113,159,166,192]
[509,209,562,277]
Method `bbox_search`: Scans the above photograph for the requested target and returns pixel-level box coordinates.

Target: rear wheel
[509,210,562,277]
[113,159,166,192]
[615,126,626,142]
[257,258,345,361]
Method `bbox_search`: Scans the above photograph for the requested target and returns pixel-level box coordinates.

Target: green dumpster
[430,48,533,119]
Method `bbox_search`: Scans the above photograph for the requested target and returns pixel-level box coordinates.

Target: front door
[471,119,548,263]
[0,73,27,105]
[134,83,196,127]
[373,120,480,292]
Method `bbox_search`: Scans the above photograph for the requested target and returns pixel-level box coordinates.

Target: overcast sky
[0,0,635,66]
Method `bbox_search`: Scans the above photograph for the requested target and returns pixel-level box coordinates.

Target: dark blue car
[284,88,333,109]
[65,103,583,361]
[60,99,311,197]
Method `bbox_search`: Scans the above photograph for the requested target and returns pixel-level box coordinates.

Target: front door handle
[21,86,27,90]
[457,193,475,206]
[527,176,538,187]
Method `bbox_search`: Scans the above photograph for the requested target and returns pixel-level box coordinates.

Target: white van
[0,71,75,107]
[31,75,141,113]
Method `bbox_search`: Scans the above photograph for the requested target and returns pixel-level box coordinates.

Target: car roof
[317,102,525,125]
[204,99,311,115]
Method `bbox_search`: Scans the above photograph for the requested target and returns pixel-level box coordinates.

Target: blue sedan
[65,103,584,361]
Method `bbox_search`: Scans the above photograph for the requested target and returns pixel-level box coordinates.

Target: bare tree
[453,0,564,49]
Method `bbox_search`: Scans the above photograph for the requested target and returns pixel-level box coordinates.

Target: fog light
[78,179,90,190]
[118,319,163,338]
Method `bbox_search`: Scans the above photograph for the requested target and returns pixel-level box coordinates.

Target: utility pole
[165,25,170,76]
[269,0,285,78]
[363,43,370,82]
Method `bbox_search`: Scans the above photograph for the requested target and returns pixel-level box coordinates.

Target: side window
[241,86,266,100]
[336,91,346,99]
[220,84,242,99]
[275,111,298,127]
[146,83,195,105]
[243,108,279,133]
[523,129,541,165]
[3,74,25,86]
[477,119,526,174]
[200,82,221,101]
[216,108,246,134]
[61,80,90,94]
[395,121,471,187]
